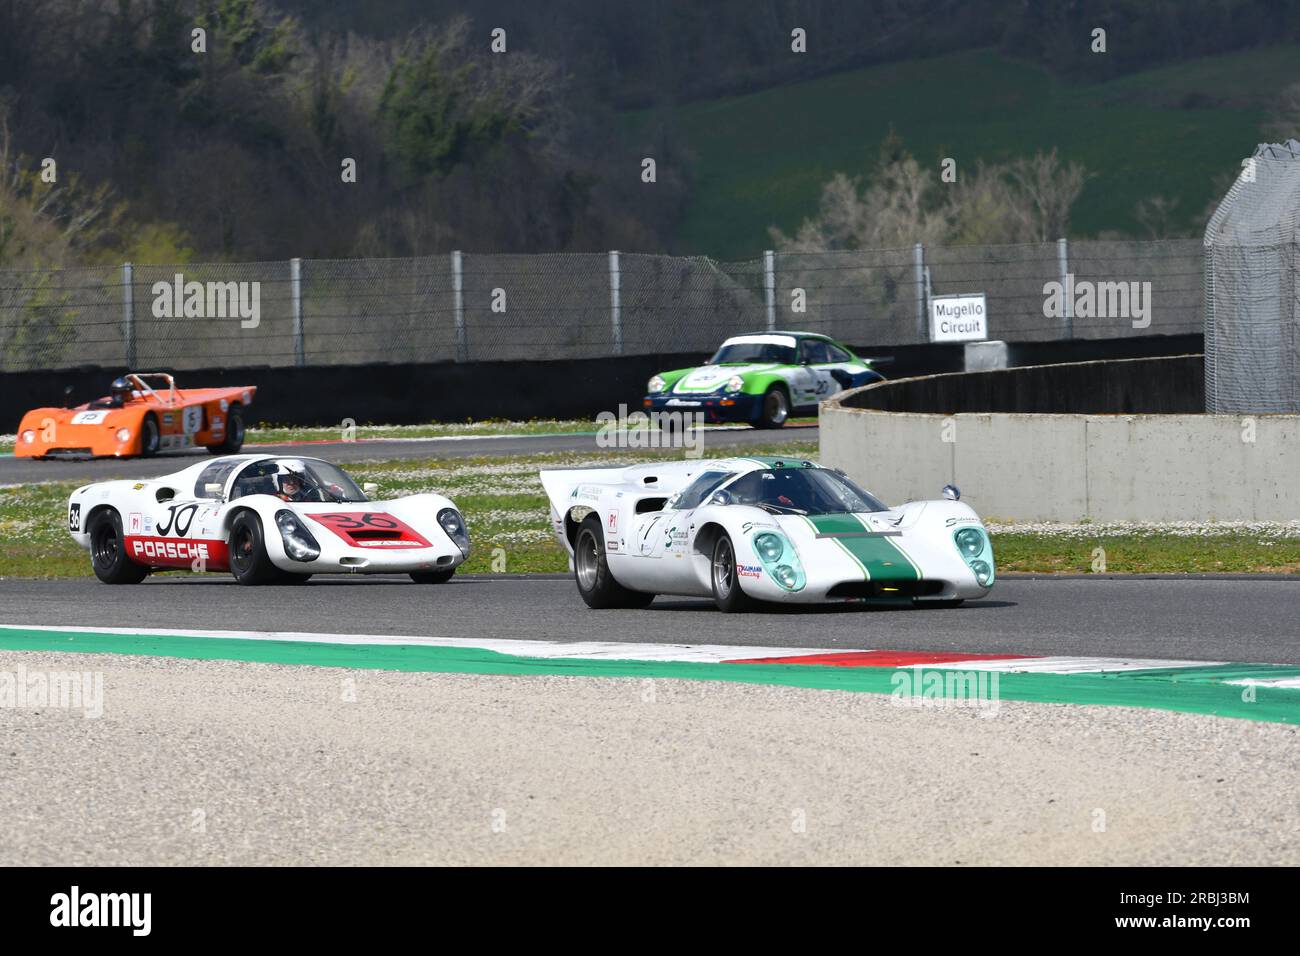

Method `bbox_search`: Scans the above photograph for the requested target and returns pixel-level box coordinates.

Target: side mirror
[362,482,379,495]
[942,484,961,501]
[204,482,224,498]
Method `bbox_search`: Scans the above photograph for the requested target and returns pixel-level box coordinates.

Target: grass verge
[3,446,1298,578]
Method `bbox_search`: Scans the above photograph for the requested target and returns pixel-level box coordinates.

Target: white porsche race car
[67,455,470,585]
[541,456,994,612]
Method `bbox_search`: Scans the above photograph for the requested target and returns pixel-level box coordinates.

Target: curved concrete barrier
[820,357,1300,522]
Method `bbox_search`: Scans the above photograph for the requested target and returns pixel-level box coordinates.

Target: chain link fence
[0,240,1203,373]
[1205,144,1300,413]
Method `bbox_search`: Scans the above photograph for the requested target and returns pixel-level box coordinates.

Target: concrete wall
[821,363,1300,522]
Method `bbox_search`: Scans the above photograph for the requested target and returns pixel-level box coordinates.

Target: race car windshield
[231,459,368,503]
[708,342,796,365]
[723,468,888,515]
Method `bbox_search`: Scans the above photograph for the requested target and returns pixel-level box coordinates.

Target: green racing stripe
[804,514,920,581]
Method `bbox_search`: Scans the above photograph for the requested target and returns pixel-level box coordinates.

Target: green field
[4,445,1299,580]
[635,45,1300,259]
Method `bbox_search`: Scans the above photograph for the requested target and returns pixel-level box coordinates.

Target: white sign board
[930,293,988,343]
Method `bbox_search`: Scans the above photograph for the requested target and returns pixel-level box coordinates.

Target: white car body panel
[68,454,468,577]
[541,457,994,604]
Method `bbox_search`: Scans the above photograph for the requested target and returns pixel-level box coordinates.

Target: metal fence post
[451,250,466,362]
[290,257,305,367]
[764,249,776,331]
[1057,237,1073,339]
[609,250,622,354]
[913,243,927,341]
[122,262,135,368]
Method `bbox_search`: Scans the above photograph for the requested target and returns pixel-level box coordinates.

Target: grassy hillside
[637,45,1300,259]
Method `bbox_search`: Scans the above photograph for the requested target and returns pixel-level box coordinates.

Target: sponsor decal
[308,512,432,550]
[737,564,762,578]
[67,503,81,533]
[219,399,229,412]
[132,482,145,490]
[128,512,143,534]
[128,536,228,569]
[607,511,618,532]
[70,411,107,425]
[162,414,173,426]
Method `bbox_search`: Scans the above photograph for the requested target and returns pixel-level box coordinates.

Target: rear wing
[539,461,710,523]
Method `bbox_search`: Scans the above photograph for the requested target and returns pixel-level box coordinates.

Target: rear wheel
[754,385,789,429]
[410,569,455,584]
[88,510,148,584]
[574,514,654,608]
[711,532,758,612]
[228,511,281,585]
[138,414,160,457]
[206,404,245,454]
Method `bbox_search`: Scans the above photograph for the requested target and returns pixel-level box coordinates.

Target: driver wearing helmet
[275,466,316,502]
[104,377,134,408]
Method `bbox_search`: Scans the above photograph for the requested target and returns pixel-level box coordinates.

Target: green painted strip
[0,627,1295,725]
[807,514,919,582]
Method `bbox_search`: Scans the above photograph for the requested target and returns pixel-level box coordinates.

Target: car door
[810,340,866,398]
[625,470,733,595]
[795,338,836,405]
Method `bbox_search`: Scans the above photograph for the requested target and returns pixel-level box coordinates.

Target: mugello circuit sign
[930,293,988,343]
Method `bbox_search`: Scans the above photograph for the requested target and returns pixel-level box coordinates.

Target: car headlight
[955,527,983,557]
[647,375,666,394]
[275,509,320,561]
[725,375,744,393]
[754,532,783,562]
[21,430,35,444]
[115,427,132,443]
[750,530,805,591]
[952,526,994,588]
[438,507,470,557]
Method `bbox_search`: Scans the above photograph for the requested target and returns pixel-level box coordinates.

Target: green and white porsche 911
[541,456,994,613]
[643,331,884,428]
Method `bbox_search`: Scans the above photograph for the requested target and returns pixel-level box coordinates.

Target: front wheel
[410,569,455,584]
[88,510,149,584]
[754,385,789,429]
[207,404,245,454]
[228,511,282,585]
[711,532,758,612]
[574,514,654,609]
[138,414,160,457]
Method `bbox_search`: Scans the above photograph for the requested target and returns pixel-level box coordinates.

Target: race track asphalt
[0,425,818,483]
[4,574,1297,664]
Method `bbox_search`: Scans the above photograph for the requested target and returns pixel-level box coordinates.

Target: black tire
[410,569,455,584]
[207,404,245,454]
[138,413,160,457]
[913,598,965,609]
[754,385,790,429]
[88,510,149,584]
[573,514,654,609]
[710,532,758,612]
[228,511,282,585]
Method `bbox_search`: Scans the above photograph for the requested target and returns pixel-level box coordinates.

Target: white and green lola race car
[643,332,884,428]
[541,456,994,612]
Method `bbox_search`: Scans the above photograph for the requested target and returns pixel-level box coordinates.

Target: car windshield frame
[707,342,796,365]
[229,458,368,503]
[719,467,888,515]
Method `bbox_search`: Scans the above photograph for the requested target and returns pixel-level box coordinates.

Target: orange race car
[15,373,255,459]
